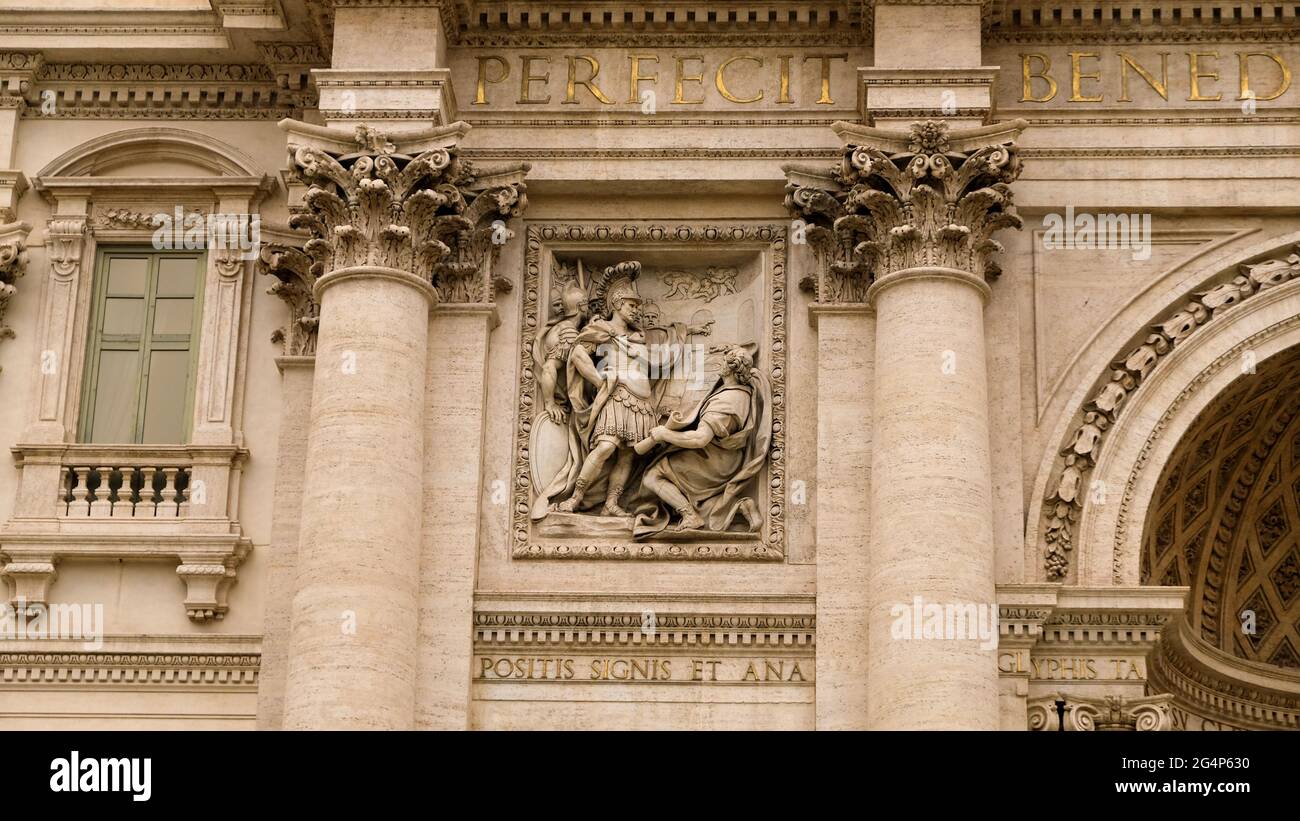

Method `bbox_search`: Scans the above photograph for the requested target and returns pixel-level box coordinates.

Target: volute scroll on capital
[281,120,529,306]
[784,119,1027,305]
[0,221,31,367]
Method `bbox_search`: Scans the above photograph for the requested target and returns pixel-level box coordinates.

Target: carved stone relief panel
[513,223,787,561]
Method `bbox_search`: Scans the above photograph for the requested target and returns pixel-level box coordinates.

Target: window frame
[78,246,207,445]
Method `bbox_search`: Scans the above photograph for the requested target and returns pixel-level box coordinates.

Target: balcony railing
[60,463,192,518]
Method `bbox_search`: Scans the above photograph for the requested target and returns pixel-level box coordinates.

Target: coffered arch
[1141,345,1300,669]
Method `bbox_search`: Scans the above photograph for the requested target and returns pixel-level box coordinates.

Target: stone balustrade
[60,462,192,519]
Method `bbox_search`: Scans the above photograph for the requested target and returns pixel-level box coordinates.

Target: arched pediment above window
[37,127,267,179]
[32,127,275,206]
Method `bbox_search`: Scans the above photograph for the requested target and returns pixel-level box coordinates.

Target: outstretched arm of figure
[635,424,714,455]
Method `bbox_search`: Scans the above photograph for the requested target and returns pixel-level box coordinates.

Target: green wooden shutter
[81,249,205,444]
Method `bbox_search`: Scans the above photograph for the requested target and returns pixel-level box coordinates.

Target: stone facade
[0,0,1297,730]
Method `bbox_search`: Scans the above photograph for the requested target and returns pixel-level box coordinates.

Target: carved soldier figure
[544,261,710,517]
[532,261,590,425]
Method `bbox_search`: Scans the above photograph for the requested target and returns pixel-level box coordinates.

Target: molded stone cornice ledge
[1148,617,1300,730]
[212,0,289,30]
[0,10,230,51]
[1040,584,1187,641]
[784,118,1026,304]
[0,221,31,369]
[438,0,869,45]
[280,119,529,303]
[314,68,459,127]
[995,583,1060,648]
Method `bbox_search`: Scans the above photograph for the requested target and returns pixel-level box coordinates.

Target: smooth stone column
[866,266,998,730]
[283,266,435,729]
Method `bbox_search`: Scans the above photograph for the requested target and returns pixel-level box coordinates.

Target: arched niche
[1027,238,1300,586]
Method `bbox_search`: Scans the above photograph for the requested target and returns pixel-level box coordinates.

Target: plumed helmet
[592,260,642,317]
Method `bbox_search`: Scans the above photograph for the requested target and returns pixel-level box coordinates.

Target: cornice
[474,611,816,650]
[0,635,260,688]
[985,1,1300,45]
[307,0,868,46]
[18,60,309,120]
[461,147,841,160]
[463,116,848,128]
[1148,616,1300,729]
[1020,146,1300,159]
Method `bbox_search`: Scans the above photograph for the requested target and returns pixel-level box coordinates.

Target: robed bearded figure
[630,344,771,539]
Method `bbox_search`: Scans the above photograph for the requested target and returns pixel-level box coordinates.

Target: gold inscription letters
[471,52,847,106]
[1018,49,1293,103]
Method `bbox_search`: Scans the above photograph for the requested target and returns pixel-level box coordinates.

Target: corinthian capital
[0,221,31,364]
[259,244,318,356]
[785,119,1026,303]
[283,122,529,304]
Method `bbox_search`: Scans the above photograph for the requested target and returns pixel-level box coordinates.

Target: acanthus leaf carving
[785,120,1024,304]
[259,243,318,356]
[0,228,30,361]
[285,124,528,304]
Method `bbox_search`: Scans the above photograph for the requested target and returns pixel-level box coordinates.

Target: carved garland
[513,223,788,561]
[784,120,1023,303]
[1043,247,1300,580]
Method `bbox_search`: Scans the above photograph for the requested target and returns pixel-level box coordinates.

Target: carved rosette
[1043,247,1300,580]
[785,120,1024,303]
[285,126,528,304]
[259,244,319,356]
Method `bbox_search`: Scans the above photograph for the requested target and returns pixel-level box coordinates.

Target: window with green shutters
[80,249,205,444]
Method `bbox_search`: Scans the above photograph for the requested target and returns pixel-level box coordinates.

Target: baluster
[69,466,91,516]
[115,466,136,517]
[158,467,179,518]
[88,466,113,517]
[176,468,190,518]
[58,467,74,515]
[137,466,158,517]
